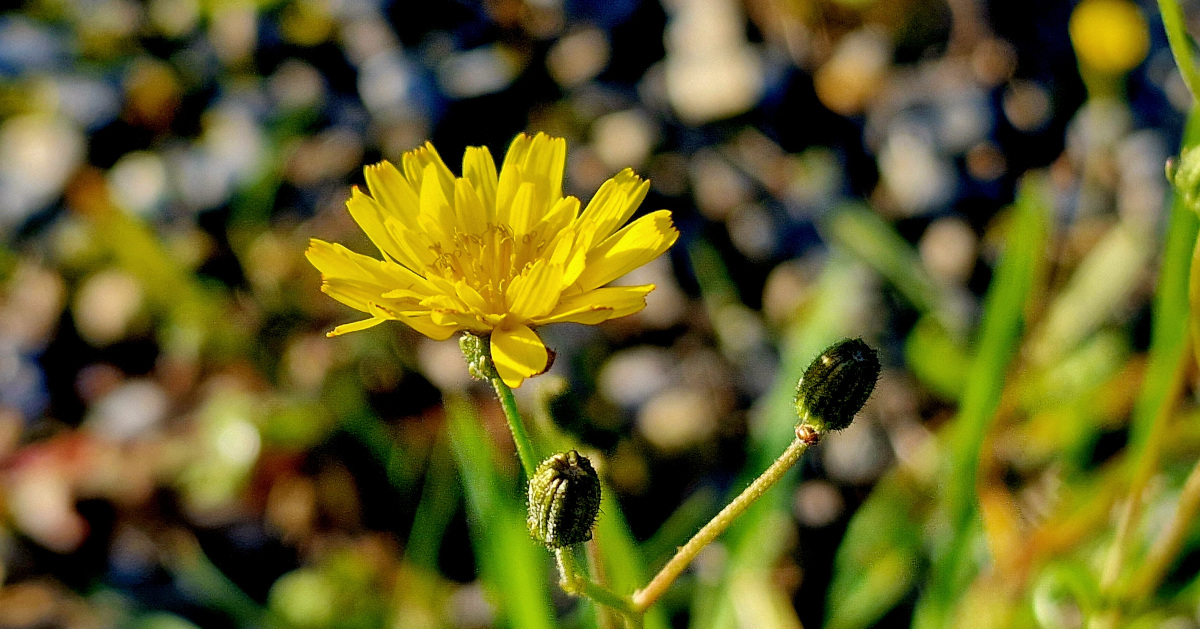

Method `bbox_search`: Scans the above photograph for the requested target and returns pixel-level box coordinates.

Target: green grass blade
[595,492,671,629]
[447,396,556,629]
[913,173,1052,629]
[822,203,943,323]
[405,437,460,571]
[825,472,928,629]
[1130,111,1200,451]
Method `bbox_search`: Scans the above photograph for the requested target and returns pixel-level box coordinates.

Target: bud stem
[631,427,820,612]
[556,546,642,621]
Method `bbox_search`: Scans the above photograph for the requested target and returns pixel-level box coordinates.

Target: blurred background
[0,0,1194,627]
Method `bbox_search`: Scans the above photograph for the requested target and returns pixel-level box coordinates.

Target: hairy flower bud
[794,338,880,434]
[459,333,497,380]
[1168,147,1200,214]
[527,450,602,549]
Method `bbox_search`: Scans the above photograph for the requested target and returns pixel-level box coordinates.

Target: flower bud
[794,338,880,434]
[1168,147,1200,214]
[527,450,602,549]
[459,332,497,380]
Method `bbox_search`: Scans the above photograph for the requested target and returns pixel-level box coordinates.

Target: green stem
[556,547,642,619]
[556,546,583,592]
[1160,0,1200,100]
[490,377,538,478]
[631,430,818,612]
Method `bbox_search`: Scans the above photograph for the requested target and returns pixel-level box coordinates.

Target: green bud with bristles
[794,338,880,434]
[459,332,497,381]
[527,450,602,549]
[1168,146,1200,214]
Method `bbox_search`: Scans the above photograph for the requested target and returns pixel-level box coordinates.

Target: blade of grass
[913,173,1052,629]
[1160,0,1200,100]
[639,487,719,570]
[825,467,931,629]
[405,436,460,571]
[1098,109,1200,605]
[822,204,946,328]
[447,395,556,629]
[1131,110,1200,452]
[595,493,670,629]
[164,533,279,629]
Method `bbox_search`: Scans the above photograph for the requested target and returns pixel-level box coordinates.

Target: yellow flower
[1069,0,1148,75]
[306,133,680,388]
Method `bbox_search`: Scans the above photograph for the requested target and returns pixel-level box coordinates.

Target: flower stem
[631,428,819,612]
[490,376,538,478]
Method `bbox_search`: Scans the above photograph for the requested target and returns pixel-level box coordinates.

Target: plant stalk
[490,377,538,478]
[631,428,819,612]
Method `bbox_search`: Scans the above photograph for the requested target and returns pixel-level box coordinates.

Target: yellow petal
[319,279,383,312]
[508,182,536,236]
[428,309,489,332]
[383,218,438,269]
[556,222,598,286]
[419,163,456,242]
[537,196,579,245]
[462,145,498,213]
[346,187,419,270]
[368,301,458,340]
[496,133,532,221]
[402,142,456,200]
[490,324,549,388]
[506,260,564,320]
[363,161,420,230]
[575,210,678,291]
[454,280,491,314]
[579,168,649,241]
[532,284,653,325]
[380,288,428,303]
[306,239,431,291]
[454,178,488,235]
[326,317,387,337]
[520,132,566,217]
[322,279,428,314]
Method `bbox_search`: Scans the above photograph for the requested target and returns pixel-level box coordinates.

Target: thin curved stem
[631,429,818,612]
[490,377,538,478]
[556,547,641,619]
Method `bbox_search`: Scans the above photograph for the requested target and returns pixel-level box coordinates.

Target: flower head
[307,133,679,387]
[1068,0,1148,75]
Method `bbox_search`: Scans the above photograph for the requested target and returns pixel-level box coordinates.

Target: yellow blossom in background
[307,133,679,388]
[1069,0,1149,75]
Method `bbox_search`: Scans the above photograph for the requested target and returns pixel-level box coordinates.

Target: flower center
[429,223,551,313]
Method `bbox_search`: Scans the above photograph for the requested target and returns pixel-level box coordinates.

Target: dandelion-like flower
[307,133,679,388]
